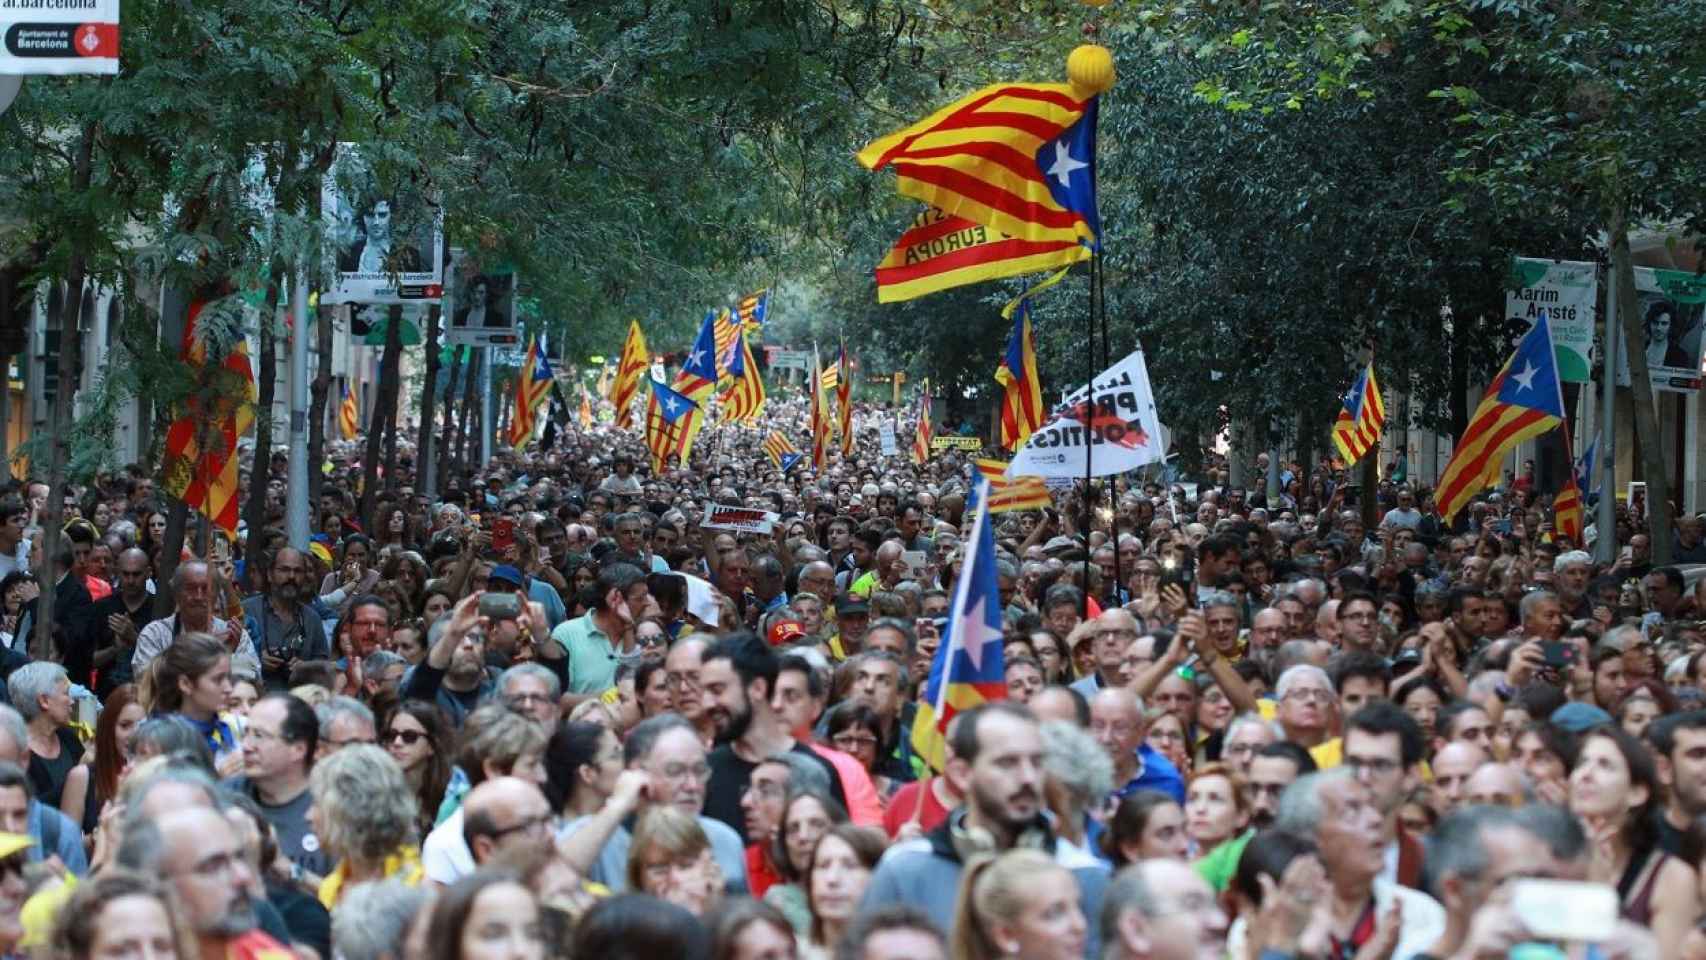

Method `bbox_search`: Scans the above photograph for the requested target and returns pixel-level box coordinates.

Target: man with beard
[117,805,290,960]
[863,702,1110,953]
[699,633,845,842]
[1195,741,1315,893]
[86,547,154,695]
[400,594,497,727]
[242,548,329,691]
[1651,711,1706,856]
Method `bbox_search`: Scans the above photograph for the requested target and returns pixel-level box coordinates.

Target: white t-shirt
[422,807,476,885]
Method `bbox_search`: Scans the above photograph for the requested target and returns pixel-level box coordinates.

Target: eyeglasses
[323,736,378,749]
[506,693,554,708]
[386,729,429,747]
[659,762,713,783]
[487,813,554,841]
[244,727,288,745]
[831,733,879,750]
[1281,689,1333,705]
[636,632,666,649]
[1343,756,1402,776]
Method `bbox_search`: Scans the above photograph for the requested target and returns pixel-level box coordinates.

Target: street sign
[2,0,118,75]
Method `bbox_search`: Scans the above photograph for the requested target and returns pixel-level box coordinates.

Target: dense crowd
[0,398,1698,960]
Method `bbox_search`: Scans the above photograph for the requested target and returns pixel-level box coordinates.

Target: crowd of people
[0,398,1699,960]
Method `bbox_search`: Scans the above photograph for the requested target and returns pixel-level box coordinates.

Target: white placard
[702,503,780,534]
[2,0,117,74]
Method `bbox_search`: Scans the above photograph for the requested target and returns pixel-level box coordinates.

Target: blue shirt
[1114,743,1185,804]
[29,800,88,876]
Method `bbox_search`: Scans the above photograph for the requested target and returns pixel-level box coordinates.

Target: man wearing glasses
[1337,592,1383,654]
[462,776,555,866]
[1340,701,1429,891]
[1071,608,1141,699]
[230,693,329,892]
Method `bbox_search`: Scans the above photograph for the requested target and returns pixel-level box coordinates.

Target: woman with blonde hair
[627,805,723,918]
[310,743,423,907]
[50,868,197,960]
[948,848,1087,960]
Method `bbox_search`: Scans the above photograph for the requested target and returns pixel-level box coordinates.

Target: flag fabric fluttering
[338,382,360,441]
[810,345,832,471]
[674,312,722,403]
[721,328,767,423]
[911,477,1007,772]
[1330,362,1386,467]
[875,207,1089,303]
[1575,436,1601,499]
[858,84,1101,250]
[712,308,743,378]
[972,459,1052,513]
[611,321,649,429]
[1436,309,1567,523]
[161,298,257,538]
[763,431,802,473]
[577,385,595,429]
[911,381,934,465]
[995,290,1047,451]
[1554,469,1585,545]
[735,289,770,331]
[505,336,555,450]
[819,359,839,394]
[837,342,853,455]
[644,376,700,474]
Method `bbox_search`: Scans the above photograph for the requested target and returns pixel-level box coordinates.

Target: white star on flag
[686,349,706,369]
[957,595,1003,671]
[1511,360,1538,392]
[1046,141,1088,188]
[663,397,680,415]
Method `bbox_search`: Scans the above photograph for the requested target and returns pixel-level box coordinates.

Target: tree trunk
[1609,209,1673,565]
[35,127,96,662]
[307,302,333,517]
[456,349,480,477]
[358,306,402,529]
[438,346,462,493]
[241,283,280,537]
[155,498,189,619]
[416,305,441,494]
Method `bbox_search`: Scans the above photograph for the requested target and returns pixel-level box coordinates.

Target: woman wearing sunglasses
[384,701,453,839]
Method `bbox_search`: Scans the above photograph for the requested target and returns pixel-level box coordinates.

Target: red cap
[767,619,809,648]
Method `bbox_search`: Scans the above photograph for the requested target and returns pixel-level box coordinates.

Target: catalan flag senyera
[1330,362,1386,467]
[1553,469,1585,545]
[875,206,1088,303]
[338,383,359,440]
[837,342,853,455]
[611,321,649,429]
[161,297,256,539]
[811,345,832,470]
[1436,309,1566,524]
[911,381,934,465]
[858,84,1101,249]
[911,477,1007,772]
[819,358,839,394]
[973,459,1053,513]
[721,328,767,423]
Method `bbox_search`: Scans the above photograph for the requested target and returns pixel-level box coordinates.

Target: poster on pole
[1508,258,1596,383]
[443,250,521,348]
[1009,347,1166,479]
[321,147,444,305]
[1617,267,1706,393]
[2,0,117,74]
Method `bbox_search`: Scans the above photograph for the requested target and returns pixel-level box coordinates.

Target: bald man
[1072,609,1141,698]
[1315,600,1341,645]
[463,776,554,867]
[1429,741,1486,817]
[1463,762,1528,808]
[1249,607,1287,657]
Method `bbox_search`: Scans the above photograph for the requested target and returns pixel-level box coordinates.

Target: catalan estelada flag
[735,289,769,331]
[338,383,359,440]
[995,300,1045,451]
[911,477,1007,772]
[1436,309,1566,524]
[505,336,554,449]
[876,207,1088,303]
[721,328,767,423]
[674,312,721,403]
[1330,363,1386,466]
[1553,469,1585,545]
[712,308,743,378]
[611,321,648,429]
[644,376,700,473]
[858,85,1101,249]
[911,381,934,465]
[836,342,853,455]
[161,297,255,539]
[973,459,1052,513]
[763,431,802,472]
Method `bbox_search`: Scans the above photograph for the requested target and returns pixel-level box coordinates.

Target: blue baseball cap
[488,564,526,589]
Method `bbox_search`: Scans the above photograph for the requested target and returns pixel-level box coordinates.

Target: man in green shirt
[551,562,648,695]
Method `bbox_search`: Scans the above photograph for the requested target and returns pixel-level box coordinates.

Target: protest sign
[702,503,780,535]
[1508,258,1596,383]
[1009,347,1165,479]
[878,421,898,457]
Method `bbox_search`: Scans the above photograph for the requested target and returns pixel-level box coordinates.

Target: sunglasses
[386,729,429,747]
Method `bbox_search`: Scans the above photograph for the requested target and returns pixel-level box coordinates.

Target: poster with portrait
[1617,267,1706,393]
[320,148,444,305]
[442,249,521,348]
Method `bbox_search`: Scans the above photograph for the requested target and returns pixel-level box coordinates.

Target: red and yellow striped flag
[611,321,649,429]
[837,342,853,455]
[974,459,1053,513]
[721,329,767,423]
[161,298,255,539]
[811,346,832,470]
[911,380,934,465]
[338,383,359,440]
[876,207,1088,304]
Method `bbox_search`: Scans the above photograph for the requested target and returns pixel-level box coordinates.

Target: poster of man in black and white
[321,151,444,305]
[443,250,520,348]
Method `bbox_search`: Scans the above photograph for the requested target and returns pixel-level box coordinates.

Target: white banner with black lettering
[1009,347,1166,479]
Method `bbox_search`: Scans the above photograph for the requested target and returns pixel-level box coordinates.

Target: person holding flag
[865,477,1109,946]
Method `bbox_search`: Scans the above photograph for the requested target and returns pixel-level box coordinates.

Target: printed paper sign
[321,146,445,305]
[1010,348,1166,479]
[702,503,780,534]
[1508,258,1596,383]
[878,421,898,457]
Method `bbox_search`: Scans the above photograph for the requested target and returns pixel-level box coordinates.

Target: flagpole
[1097,246,1122,607]
[1081,251,1097,622]
[1595,270,1618,564]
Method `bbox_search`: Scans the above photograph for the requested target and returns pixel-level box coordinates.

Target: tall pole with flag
[837,341,853,456]
[911,477,1008,772]
[810,344,831,471]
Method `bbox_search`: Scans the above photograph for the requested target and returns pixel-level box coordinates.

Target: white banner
[1009,347,1166,479]
[701,503,780,534]
[878,421,897,457]
[321,147,445,305]
[2,0,117,74]
[1509,258,1596,383]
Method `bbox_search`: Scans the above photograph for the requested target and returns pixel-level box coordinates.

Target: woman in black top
[9,661,84,809]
